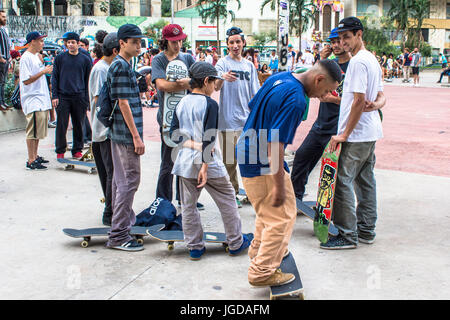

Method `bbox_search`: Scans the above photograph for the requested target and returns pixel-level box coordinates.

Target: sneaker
[320,234,357,250]
[358,236,375,244]
[249,269,295,287]
[72,152,83,160]
[48,121,56,128]
[229,233,254,256]
[189,247,206,260]
[26,160,48,170]
[36,156,49,164]
[196,202,205,211]
[236,197,242,208]
[57,153,65,159]
[109,239,144,252]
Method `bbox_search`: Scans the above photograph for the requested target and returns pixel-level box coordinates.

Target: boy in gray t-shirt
[215,27,260,207]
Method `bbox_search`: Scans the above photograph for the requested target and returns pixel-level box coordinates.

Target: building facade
[345,0,450,55]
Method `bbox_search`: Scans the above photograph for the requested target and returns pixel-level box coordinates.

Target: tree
[361,17,401,58]
[260,0,280,54]
[252,31,277,51]
[387,0,414,46]
[196,0,241,55]
[161,0,172,17]
[408,0,431,50]
[289,0,315,51]
[100,0,125,16]
[17,0,36,15]
[144,19,169,44]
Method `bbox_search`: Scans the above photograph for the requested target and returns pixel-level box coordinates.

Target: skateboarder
[170,62,252,260]
[321,17,385,250]
[52,32,92,160]
[105,24,145,252]
[236,60,342,286]
[151,24,203,209]
[214,27,260,208]
[20,31,53,170]
[88,32,120,226]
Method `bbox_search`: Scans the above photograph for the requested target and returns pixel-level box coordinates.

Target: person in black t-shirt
[291,29,386,201]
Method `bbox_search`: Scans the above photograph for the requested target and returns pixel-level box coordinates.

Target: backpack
[96,81,118,128]
[134,198,182,231]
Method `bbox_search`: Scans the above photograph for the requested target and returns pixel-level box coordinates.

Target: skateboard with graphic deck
[63,224,165,248]
[162,60,189,148]
[296,198,339,236]
[147,230,229,252]
[269,252,304,300]
[313,141,342,243]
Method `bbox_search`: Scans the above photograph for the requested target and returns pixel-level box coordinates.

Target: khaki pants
[220,130,242,195]
[242,173,297,283]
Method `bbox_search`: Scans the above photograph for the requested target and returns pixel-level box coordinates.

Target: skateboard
[147,230,229,252]
[296,198,339,236]
[63,224,165,248]
[270,252,304,300]
[162,60,188,148]
[57,158,97,174]
[238,188,249,204]
[313,141,342,243]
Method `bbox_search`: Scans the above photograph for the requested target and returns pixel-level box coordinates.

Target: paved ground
[0,71,449,300]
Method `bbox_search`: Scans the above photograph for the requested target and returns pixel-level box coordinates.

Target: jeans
[0,61,9,104]
[333,141,378,245]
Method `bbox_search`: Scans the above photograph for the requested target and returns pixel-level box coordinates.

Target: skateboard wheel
[100,198,105,203]
[81,240,89,248]
[168,244,174,251]
[136,238,144,245]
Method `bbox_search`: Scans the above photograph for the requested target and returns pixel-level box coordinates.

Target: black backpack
[96,81,118,128]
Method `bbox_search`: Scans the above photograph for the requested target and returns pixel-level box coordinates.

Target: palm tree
[409,0,431,50]
[260,0,280,42]
[289,0,315,51]
[387,0,414,45]
[196,0,242,55]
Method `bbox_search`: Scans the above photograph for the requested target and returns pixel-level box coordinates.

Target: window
[314,10,319,30]
[323,5,332,33]
[445,29,450,43]
[140,0,151,16]
[55,0,68,16]
[356,0,379,16]
[447,2,450,19]
[421,28,429,43]
[82,0,94,16]
[187,0,192,7]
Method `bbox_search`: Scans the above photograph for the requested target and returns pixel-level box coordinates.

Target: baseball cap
[65,32,80,42]
[162,24,187,41]
[103,32,119,49]
[337,16,364,33]
[117,24,143,40]
[189,61,223,80]
[25,31,46,45]
[288,44,293,48]
[328,28,339,40]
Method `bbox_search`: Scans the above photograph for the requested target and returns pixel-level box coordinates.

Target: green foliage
[143,19,169,43]
[260,0,278,14]
[196,0,241,24]
[161,0,172,17]
[100,0,125,16]
[289,0,315,50]
[252,31,277,49]
[106,16,147,29]
[361,17,401,57]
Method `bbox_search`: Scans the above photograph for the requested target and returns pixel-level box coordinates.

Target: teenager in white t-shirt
[321,17,386,250]
[20,32,53,170]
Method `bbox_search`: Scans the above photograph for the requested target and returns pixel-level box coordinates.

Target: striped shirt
[107,55,143,145]
[0,27,10,60]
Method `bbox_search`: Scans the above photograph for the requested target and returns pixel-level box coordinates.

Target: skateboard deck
[296,198,339,236]
[147,230,228,251]
[238,188,249,204]
[270,252,304,300]
[313,141,342,243]
[162,60,188,148]
[63,224,165,248]
[57,158,97,174]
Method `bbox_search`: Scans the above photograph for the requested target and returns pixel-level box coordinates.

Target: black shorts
[412,67,420,75]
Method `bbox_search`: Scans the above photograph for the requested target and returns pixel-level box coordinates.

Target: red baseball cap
[162,24,187,41]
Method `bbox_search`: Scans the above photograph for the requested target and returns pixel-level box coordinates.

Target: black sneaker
[109,239,144,252]
[26,160,48,170]
[36,156,49,164]
[196,202,205,211]
[320,234,357,250]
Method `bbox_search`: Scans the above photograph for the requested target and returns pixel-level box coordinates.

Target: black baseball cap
[189,62,223,80]
[337,16,364,33]
[25,31,46,45]
[117,24,143,40]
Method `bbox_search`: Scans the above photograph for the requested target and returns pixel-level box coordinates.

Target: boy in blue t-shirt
[236,59,342,287]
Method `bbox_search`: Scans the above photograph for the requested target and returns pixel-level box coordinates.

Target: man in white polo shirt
[20,31,53,170]
[321,17,385,250]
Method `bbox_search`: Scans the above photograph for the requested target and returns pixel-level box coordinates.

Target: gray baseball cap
[103,32,119,49]
[189,61,223,80]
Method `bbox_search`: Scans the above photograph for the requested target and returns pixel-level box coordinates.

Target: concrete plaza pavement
[0,73,449,300]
